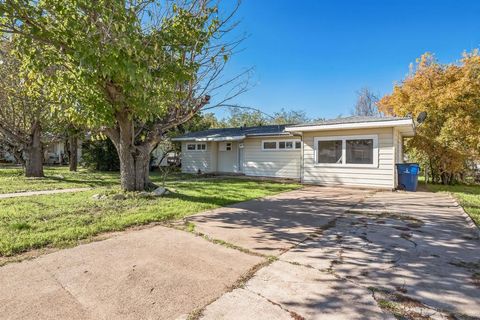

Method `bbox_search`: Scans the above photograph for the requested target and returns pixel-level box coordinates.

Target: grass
[0,177,300,256]
[423,182,480,228]
[0,165,203,194]
[0,166,120,193]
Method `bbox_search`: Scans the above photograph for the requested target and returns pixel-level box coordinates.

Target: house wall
[302,127,395,189]
[243,137,301,179]
[181,142,213,174]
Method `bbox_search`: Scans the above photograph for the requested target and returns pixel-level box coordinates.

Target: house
[1,141,82,165]
[171,116,415,189]
[43,141,83,165]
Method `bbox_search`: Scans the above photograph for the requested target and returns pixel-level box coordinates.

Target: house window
[186,143,206,151]
[220,142,233,151]
[346,139,373,164]
[262,140,301,151]
[314,135,378,167]
[263,141,277,150]
[317,140,342,164]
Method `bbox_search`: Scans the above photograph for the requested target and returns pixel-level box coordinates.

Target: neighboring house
[0,150,16,163]
[151,149,179,167]
[44,141,83,165]
[171,116,415,189]
[1,141,82,165]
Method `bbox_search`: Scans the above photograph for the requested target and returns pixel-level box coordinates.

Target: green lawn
[0,166,199,194]
[423,182,480,227]
[0,166,120,193]
[0,177,300,256]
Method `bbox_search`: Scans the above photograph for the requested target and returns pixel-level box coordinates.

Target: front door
[218,141,236,173]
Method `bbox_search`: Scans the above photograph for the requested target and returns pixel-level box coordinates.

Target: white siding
[303,128,395,189]
[243,138,301,179]
[181,142,213,174]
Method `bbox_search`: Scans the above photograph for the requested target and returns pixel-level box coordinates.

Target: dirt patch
[347,210,426,227]
[449,260,480,288]
[369,287,477,320]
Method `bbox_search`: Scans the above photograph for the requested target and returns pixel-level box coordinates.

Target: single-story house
[1,141,83,165]
[171,116,415,189]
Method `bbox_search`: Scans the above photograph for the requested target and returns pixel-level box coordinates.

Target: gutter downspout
[300,133,304,183]
[290,132,304,183]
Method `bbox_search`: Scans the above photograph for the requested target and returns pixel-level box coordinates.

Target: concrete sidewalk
[0,187,91,199]
[0,226,263,320]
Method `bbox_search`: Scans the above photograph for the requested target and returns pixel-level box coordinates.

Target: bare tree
[352,87,382,117]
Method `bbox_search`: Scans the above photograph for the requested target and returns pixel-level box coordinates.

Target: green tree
[0,40,60,177]
[272,108,309,124]
[0,0,245,190]
[219,107,309,127]
[81,138,120,172]
[219,107,268,127]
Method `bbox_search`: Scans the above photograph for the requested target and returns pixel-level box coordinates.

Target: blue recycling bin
[396,163,420,192]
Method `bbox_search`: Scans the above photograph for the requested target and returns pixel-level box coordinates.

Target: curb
[448,194,480,240]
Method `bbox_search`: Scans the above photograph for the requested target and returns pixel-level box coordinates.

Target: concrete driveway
[1,186,479,319]
[189,187,480,319]
[0,227,264,320]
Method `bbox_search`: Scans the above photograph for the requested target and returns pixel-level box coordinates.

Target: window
[263,141,277,149]
[346,139,373,164]
[186,143,206,151]
[317,140,342,164]
[262,140,301,151]
[220,142,233,151]
[314,135,378,167]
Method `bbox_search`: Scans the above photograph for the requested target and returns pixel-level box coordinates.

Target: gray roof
[172,116,412,141]
[172,124,290,141]
[288,116,411,127]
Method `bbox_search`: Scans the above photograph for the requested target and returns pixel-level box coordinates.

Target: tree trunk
[25,123,44,177]
[68,135,78,172]
[107,112,156,191]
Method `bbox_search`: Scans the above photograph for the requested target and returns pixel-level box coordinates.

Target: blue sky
[212,0,480,120]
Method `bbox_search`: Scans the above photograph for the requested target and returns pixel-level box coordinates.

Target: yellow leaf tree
[379,52,480,184]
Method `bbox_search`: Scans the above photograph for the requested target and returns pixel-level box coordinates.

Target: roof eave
[245,132,293,138]
[285,119,414,132]
[171,135,246,142]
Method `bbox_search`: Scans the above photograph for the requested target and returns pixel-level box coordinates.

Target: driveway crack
[245,288,306,320]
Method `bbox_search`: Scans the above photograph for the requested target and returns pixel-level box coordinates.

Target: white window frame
[186,142,207,152]
[313,135,378,168]
[219,142,233,152]
[261,139,301,151]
